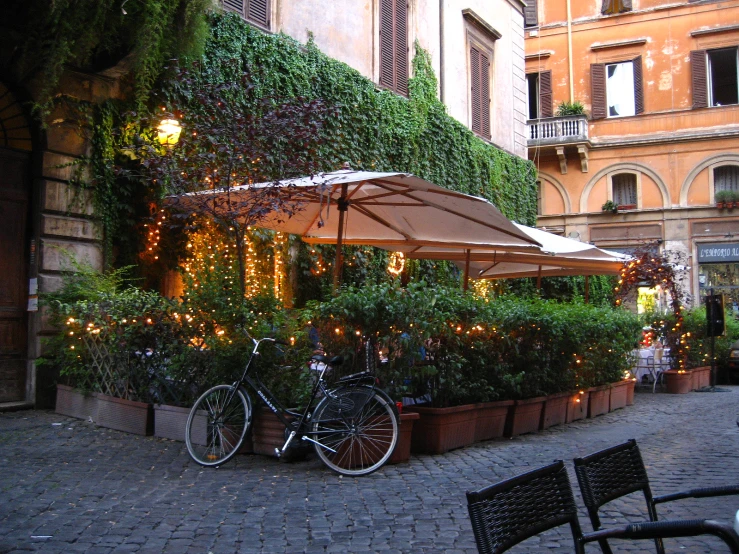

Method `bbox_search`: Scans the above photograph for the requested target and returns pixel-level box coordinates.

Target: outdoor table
[633,347,671,382]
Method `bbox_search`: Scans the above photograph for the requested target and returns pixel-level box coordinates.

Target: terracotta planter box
[506,396,546,437]
[388,411,419,464]
[691,366,711,390]
[153,404,192,442]
[625,379,636,406]
[94,392,153,436]
[588,385,610,418]
[55,384,98,421]
[541,393,570,430]
[474,400,514,441]
[609,380,630,412]
[565,392,589,423]
[251,407,289,457]
[664,370,692,394]
[407,404,478,454]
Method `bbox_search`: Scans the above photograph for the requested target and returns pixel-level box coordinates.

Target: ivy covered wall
[192,13,537,225]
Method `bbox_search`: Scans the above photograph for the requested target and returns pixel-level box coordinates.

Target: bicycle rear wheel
[185,385,251,467]
[311,386,398,476]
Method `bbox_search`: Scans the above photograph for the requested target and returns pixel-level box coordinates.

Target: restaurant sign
[697,242,739,263]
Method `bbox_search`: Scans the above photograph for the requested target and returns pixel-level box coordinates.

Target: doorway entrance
[0,83,33,403]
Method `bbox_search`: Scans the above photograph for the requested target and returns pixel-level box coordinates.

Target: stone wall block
[41,180,95,216]
[42,151,91,183]
[42,214,103,241]
[38,273,64,295]
[40,239,103,272]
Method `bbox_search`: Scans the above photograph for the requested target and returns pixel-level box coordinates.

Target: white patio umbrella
[396,223,629,292]
[171,169,541,290]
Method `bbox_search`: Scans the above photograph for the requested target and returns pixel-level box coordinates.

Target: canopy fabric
[455,224,630,280]
[170,169,542,289]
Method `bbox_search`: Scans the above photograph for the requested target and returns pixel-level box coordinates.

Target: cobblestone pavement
[1,388,739,553]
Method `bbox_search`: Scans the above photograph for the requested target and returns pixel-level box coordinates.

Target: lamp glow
[157,115,182,146]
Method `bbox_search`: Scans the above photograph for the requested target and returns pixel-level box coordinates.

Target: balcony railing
[527,115,589,146]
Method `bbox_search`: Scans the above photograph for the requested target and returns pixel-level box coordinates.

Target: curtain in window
[613,173,637,206]
[607,62,635,117]
[602,0,632,15]
[715,166,739,192]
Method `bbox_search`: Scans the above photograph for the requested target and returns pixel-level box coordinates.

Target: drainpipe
[567,0,574,102]
[439,0,445,103]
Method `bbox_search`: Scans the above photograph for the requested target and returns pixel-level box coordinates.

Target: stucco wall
[277,0,527,157]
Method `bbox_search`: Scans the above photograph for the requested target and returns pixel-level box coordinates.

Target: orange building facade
[525,0,739,313]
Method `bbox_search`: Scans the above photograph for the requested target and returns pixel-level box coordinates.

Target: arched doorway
[0,82,33,403]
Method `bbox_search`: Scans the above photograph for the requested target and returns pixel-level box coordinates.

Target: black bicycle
[184,335,399,476]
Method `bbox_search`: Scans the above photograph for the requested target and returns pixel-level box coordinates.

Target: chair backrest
[466,460,584,554]
[573,439,655,521]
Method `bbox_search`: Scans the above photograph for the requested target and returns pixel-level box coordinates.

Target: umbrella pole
[463,249,471,291]
[536,266,542,290]
[584,275,590,304]
[332,183,349,294]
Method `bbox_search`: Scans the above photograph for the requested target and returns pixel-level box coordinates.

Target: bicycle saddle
[311,354,343,366]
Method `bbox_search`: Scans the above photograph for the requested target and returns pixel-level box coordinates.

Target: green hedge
[302,283,641,407]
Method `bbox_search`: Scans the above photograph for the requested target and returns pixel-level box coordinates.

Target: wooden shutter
[471,46,482,135]
[481,51,491,138]
[380,0,395,89]
[539,70,553,118]
[247,0,269,28]
[395,0,408,95]
[691,49,708,109]
[591,63,607,120]
[632,55,644,114]
[223,0,243,16]
[524,0,538,28]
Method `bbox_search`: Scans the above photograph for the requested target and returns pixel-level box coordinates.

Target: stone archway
[0,82,33,403]
[580,162,670,213]
[679,153,739,206]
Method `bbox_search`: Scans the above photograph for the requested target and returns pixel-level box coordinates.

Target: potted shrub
[663,369,693,394]
[555,101,586,117]
[601,200,619,214]
[715,189,732,209]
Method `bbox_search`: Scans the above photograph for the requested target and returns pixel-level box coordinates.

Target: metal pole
[585,275,590,304]
[463,249,471,291]
[332,183,349,294]
[710,287,717,387]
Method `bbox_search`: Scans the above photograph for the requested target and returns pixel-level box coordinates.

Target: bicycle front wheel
[311,386,398,476]
[185,385,251,467]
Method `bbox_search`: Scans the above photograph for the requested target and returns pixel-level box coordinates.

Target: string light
[387,252,405,276]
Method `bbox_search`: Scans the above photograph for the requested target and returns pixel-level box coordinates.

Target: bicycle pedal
[274,448,282,458]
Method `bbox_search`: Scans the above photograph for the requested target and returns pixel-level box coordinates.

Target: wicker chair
[466,460,739,554]
[573,439,739,554]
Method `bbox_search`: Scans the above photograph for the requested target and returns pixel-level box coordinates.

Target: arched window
[611,172,637,208]
[714,165,739,195]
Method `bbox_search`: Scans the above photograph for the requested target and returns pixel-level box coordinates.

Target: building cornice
[589,126,739,149]
[525,50,553,60]
[691,24,739,37]
[590,37,648,50]
[462,9,502,41]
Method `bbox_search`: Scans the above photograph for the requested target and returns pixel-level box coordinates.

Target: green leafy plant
[602,200,618,213]
[555,101,586,117]
[715,189,735,205]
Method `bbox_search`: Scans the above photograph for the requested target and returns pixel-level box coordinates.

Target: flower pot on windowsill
[406,403,478,454]
[717,201,726,209]
[618,204,637,211]
[664,370,692,394]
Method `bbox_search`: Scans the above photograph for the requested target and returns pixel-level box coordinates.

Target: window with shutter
[526,74,539,120]
[707,47,739,107]
[222,0,270,29]
[715,166,739,194]
[539,70,553,118]
[469,45,491,139]
[633,55,644,114]
[524,0,538,28]
[612,173,637,207]
[379,0,408,95]
[602,0,632,15]
[591,63,607,120]
[691,49,708,109]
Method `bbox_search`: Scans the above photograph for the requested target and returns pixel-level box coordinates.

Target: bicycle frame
[232,337,379,457]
